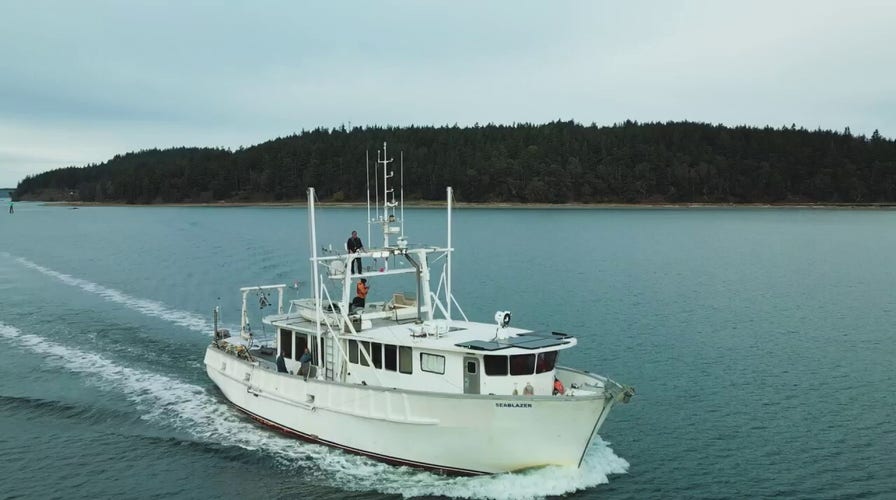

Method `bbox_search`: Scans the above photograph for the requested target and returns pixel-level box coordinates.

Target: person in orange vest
[354,278,369,308]
[553,376,565,395]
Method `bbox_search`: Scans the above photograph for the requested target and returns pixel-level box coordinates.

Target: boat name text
[495,402,532,408]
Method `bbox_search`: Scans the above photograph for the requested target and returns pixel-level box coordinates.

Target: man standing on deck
[347,230,364,274]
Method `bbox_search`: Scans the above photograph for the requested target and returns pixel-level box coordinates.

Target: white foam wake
[0,322,316,462]
[0,323,629,499]
[8,254,213,335]
[327,436,629,500]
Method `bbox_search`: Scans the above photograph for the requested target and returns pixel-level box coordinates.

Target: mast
[446,186,452,322]
[379,142,395,248]
[308,187,322,376]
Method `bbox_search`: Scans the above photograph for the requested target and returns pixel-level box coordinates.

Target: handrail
[240,284,287,292]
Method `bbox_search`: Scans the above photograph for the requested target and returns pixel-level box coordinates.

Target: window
[359,341,371,367]
[484,355,508,376]
[279,329,293,358]
[466,361,477,374]
[420,353,445,374]
[536,350,558,374]
[510,354,535,375]
[372,342,383,369]
[294,334,308,360]
[348,339,359,364]
[399,346,413,374]
[384,344,397,371]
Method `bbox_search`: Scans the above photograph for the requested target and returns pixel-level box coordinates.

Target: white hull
[205,346,617,475]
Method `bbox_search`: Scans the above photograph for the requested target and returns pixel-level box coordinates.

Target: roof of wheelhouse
[272,314,576,355]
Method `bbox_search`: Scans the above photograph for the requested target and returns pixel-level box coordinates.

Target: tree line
[12,121,896,204]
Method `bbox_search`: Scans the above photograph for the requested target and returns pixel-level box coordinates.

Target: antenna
[400,150,405,241]
[366,150,371,251]
[378,142,395,248]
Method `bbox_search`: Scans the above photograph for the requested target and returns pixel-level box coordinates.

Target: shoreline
[39,200,896,209]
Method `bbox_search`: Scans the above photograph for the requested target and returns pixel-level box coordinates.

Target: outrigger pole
[374,147,380,238]
[366,150,371,249]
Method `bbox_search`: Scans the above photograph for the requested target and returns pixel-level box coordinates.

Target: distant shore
[44,200,896,209]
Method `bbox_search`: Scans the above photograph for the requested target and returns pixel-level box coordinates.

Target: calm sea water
[1,197,894,499]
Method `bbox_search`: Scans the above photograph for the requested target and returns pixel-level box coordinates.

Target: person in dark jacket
[346,230,364,274]
[276,350,288,373]
[298,347,313,380]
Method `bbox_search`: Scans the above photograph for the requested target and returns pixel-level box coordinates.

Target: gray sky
[2,0,894,187]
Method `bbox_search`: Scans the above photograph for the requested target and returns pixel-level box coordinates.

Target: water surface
[1,200,894,499]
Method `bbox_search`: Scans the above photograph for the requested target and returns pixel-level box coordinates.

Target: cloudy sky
[1,0,894,187]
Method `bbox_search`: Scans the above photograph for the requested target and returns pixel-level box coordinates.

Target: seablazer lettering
[495,402,532,408]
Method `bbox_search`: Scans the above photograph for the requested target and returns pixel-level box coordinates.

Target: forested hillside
[13,121,896,204]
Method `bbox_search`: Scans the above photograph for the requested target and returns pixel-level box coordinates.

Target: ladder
[324,332,336,380]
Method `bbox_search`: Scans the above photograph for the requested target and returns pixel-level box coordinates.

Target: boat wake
[7,254,214,335]
[0,322,320,460]
[0,320,629,499]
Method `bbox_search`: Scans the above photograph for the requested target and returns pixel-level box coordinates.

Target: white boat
[204,143,634,475]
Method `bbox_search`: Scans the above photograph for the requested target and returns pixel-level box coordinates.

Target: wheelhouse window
[484,355,508,376]
[420,353,445,374]
[359,341,371,367]
[294,333,308,360]
[509,354,535,375]
[372,342,383,369]
[348,339,359,364]
[279,329,293,358]
[384,344,397,371]
[535,350,558,374]
[350,342,412,373]
[399,346,413,374]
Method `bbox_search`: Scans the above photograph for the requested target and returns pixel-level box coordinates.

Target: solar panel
[512,337,567,349]
[454,340,511,351]
[455,334,569,351]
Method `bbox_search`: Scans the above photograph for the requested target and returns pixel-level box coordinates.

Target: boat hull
[204,346,617,475]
